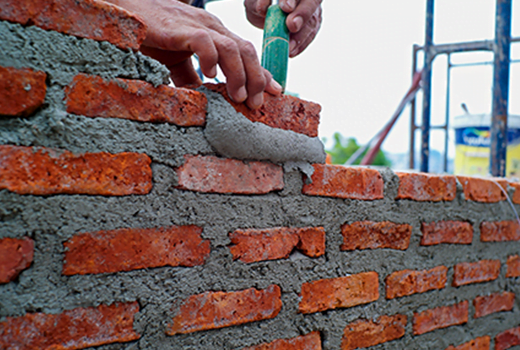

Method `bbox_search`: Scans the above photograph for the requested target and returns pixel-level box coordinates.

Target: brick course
[457,176,507,203]
[341,314,407,350]
[385,266,448,299]
[445,336,491,350]
[480,220,520,242]
[421,221,473,246]
[413,301,469,335]
[0,66,46,117]
[473,292,515,318]
[452,260,501,287]
[0,237,34,283]
[395,172,456,202]
[242,332,322,350]
[341,221,412,251]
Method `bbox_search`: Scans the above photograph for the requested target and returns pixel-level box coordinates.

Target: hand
[105,0,282,109]
[244,0,322,57]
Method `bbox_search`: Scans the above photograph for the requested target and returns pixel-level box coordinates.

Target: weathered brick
[342,314,407,350]
[0,66,46,117]
[341,221,412,251]
[480,220,520,242]
[457,176,507,202]
[167,285,282,335]
[229,227,325,263]
[302,165,384,200]
[0,145,152,195]
[510,181,520,204]
[445,336,491,350]
[506,255,520,278]
[496,326,520,350]
[65,74,206,126]
[298,272,379,314]
[242,332,322,350]
[63,226,210,275]
[0,237,34,283]
[396,172,456,202]
[473,292,515,318]
[385,266,448,299]
[413,301,469,335]
[204,83,320,137]
[0,302,140,349]
[452,260,501,287]
[176,155,283,195]
[0,0,146,50]
[421,221,473,246]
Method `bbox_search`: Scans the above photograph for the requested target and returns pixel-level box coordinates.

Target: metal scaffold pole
[420,0,434,173]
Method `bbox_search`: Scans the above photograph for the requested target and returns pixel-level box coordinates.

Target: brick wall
[1,1,520,350]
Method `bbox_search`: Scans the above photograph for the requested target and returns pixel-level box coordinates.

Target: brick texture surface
[65,74,207,126]
[229,227,325,263]
[341,221,412,251]
[395,172,456,202]
[0,237,34,283]
[480,220,520,242]
[0,145,152,195]
[0,0,146,50]
[167,285,282,335]
[510,181,520,204]
[421,221,473,246]
[457,176,507,202]
[385,266,448,299]
[341,314,407,350]
[63,226,210,275]
[0,302,140,349]
[204,83,320,137]
[413,301,469,335]
[473,292,515,318]
[0,66,46,117]
[242,332,322,350]
[452,260,501,287]
[176,155,283,195]
[445,336,491,350]
[298,272,379,314]
[495,326,520,350]
[506,255,520,278]
[302,165,384,200]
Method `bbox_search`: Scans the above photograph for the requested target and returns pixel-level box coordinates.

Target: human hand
[244,0,322,57]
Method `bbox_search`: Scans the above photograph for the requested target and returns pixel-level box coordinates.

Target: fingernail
[271,79,282,93]
[285,0,295,10]
[236,86,247,102]
[208,65,217,78]
[293,16,303,32]
[252,93,264,108]
[289,39,297,54]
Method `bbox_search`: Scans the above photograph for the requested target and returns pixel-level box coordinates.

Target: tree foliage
[325,132,392,166]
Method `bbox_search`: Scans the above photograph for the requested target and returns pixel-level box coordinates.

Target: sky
[205,0,520,163]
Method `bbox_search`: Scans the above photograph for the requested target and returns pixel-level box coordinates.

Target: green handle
[261,4,289,92]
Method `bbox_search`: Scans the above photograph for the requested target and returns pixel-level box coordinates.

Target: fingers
[244,0,271,29]
[168,58,203,88]
[288,5,321,57]
[262,69,283,96]
[283,0,322,33]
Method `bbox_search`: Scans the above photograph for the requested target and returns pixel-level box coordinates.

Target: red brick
[506,255,520,278]
[385,266,448,299]
[457,176,507,203]
[396,172,456,202]
[452,260,501,287]
[510,181,520,204]
[298,272,379,314]
[413,301,469,335]
[229,227,325,264]
[65,74,206,126]
[0,66,46,117]
[204,83,320,137]
[176,155,283,195]
[341,221,412,251]
[302,164,384,200]
[445,336,491,350]
[480,221,520,242]
[242,332,322,350]
[342,314,406,350]
[0,145,151,195]
[496,326,520,350]
[167,285,282,335]
[473,292,515,318]
[63,225,210,275]
[0,237,34,283]
[0,0,146,50]
[0,302,140,349]
[421,221,473,246]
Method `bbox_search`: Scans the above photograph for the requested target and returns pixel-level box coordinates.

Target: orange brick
[445,336,491,350]
[65,74,206,126]
[452,260,501,287]
[341,221,412,251]
[0,237,34,283]
[229,227,325,264]
[473,292,515,318]
[385,266,448,299]
[396,172,456,202]
[176,155,283,195]
[167,285,282,335]
[480,221,520,242]
[510,181,520,204]
[0,0,146,50]
[204,83,320,137]
[0,66,46,117]
[421,221,473,246]
[0,145,151,195]
[302,164,384,200]
[457,176,507,203]
[506,255,520,278]
[342,314,407,350]
[0,302,140,349]
[63,226,210,275]
[413,301,469,335]
[495,326,520,350]
[298,272,379,314]
[242,332,322,350]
